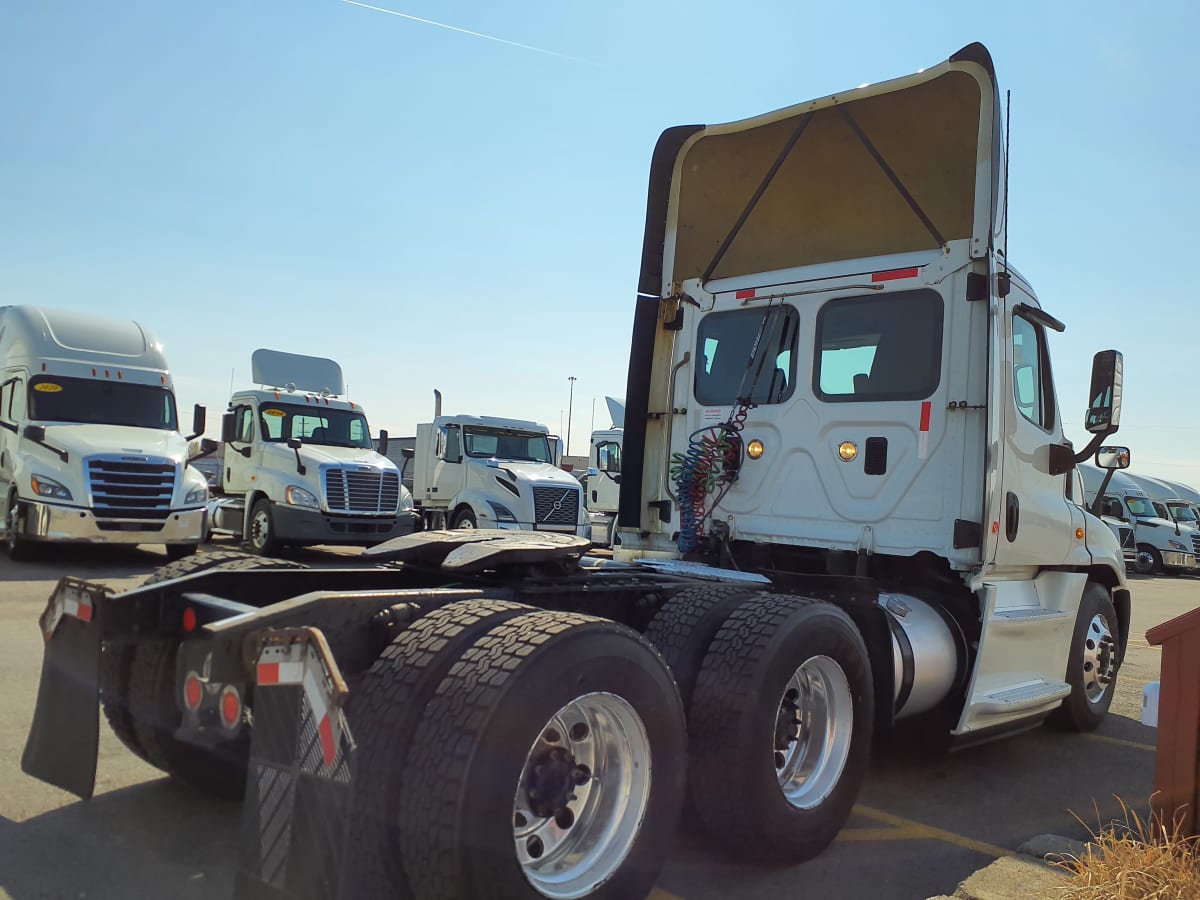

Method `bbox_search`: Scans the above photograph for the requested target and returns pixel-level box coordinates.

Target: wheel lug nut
[527,835,544,859]
[774,750,785,769]
[514,812,527,827]
[570,722,589,741]
[555,807,575,829]
[544,729,561,744]
[572,764,591,785]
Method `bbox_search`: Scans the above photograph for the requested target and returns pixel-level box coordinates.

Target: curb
[930,833,1088,900]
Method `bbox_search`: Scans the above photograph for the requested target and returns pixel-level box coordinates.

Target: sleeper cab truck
[1081,463,1198,575]
[207,349,417,554]
[21,44,1134,900]
[0,305,208,560]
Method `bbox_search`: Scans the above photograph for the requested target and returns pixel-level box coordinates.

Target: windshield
[1125,497,1156,518]
[28,375,178,430]
[1167,502,1198,525]
[258,403,373,449]
[463,427,552,462]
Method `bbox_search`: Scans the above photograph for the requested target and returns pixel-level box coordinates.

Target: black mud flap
[235,628,356,900]
[21,577,106,800]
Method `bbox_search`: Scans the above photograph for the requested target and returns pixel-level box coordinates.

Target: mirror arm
[293,449,306,476]
[1089,468,1116,518]
[1072,431,1110,465]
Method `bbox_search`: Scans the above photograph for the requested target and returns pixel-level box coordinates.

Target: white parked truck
[1081,462,1198,574]
[584,396,625,545]
[411,391,588,534]
[206,349,417,554]
[24,44,1135,900]
[0,305,209,561]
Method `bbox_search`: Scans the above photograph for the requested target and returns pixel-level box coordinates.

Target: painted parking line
[1083,732,1156,753]
[837,805,1012,858]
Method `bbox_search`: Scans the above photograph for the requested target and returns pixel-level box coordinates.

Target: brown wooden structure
[1146,607,1200,834]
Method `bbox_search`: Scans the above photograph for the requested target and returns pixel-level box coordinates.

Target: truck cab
[1081,465,1197,575]
[0,305,209,560]
[413,412,587,534]
[209,349,416,554]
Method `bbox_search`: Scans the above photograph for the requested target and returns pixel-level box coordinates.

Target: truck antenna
[229,368,235,395]
[1002,89,1011,273]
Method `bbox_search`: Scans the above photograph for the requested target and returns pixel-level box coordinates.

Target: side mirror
[1084,350,1123,434]
[287,437,302,450]
[23,424,46,442]
[200,438,219,455]
[377,429,389,457]
[188,404,206,440]
[400,447,415,460]
[1096,446,1131,470]
[221,412,237,444]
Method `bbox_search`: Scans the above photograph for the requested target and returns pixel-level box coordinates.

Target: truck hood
[296,445,398,472]
[486,460,580,488]
[38,423,187,461]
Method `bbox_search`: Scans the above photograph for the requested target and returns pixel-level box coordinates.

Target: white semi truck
[25,44,1136,900]
[0,305,209,561]
[206,349,417,554]
[584,396,625,545]
[411,391,588,534]
[1081,463,1198,575]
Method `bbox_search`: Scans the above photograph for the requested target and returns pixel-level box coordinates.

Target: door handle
[1005,492,1020,542]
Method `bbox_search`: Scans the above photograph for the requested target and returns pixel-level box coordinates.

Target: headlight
[185,484,208,505]
[487,500,518,523]
[31,474,72,500]
[285,485,320,508]
[1168,539,1188,551]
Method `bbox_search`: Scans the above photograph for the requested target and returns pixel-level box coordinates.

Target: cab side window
[1012,314,1056,431]
[237,406,255,442]
[0,379,17,432]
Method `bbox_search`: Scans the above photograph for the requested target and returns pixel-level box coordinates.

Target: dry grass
[1054,797,1200,899]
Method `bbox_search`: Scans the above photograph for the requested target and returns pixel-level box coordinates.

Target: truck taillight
[183,673,203,711]
[220,686,242,729]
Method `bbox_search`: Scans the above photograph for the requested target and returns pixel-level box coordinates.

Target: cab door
[0,374,22,506]
[988,288,1077,567]
[224,403,258,495]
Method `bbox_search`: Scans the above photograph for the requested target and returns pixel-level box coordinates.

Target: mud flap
[235,628,356,900]
[21,578,105,800]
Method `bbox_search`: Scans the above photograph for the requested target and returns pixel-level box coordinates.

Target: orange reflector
[221,687,241,727]
[1076,527,1085,539]
[182,606,197,633]
[92,368,97,376]
[117,370,122,379]
[184,674,202,711]
[104,369,110,378]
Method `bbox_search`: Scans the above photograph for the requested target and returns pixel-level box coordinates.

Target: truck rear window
[814,290,943,402]
[694,306,799,406]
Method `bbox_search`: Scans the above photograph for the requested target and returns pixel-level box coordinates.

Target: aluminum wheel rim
[1082,613,1117,704]
[5,500,18,552]
[250,510,270,548]
[513,692,652,899]
[775,655,854,810]
[455,517,475,530]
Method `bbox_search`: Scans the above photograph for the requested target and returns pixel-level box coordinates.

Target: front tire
[1048,583,1120,732]
[5,492,33,561]
[451,507,477,529]
[248,498,281,555]
[397,611,687,900]
[688,595,874,863]
[1136,545,1162,575]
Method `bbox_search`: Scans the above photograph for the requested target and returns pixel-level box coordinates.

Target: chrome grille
[1191,532,1200,556]
[533,485,580,528]
[324,468,400,514]
[86,456,177,520]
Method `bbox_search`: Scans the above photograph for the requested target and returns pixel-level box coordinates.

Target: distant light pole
[566,376,577,457]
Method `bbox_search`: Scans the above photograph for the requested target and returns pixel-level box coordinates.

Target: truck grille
[1191,532,1200,557]
[533,486,580,528]
[324,468,399,514]
[86,456,177,520]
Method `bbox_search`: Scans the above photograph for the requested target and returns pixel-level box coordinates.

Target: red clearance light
[735,288,757,300]
[182,606,197,633]
[92,368,97,376]
[871,267,920,283]
[117,370,123,379]
[104,369,110,378]
[220,686,242,727]
[41,363,47,372]
[183,674,203,711]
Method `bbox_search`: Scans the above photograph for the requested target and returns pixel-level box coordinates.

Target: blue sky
[3,1,1198,485]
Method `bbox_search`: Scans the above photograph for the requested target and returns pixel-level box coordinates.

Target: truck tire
[127,640,249,799]
[1133,547,1155,576]
[450,507,477,529]
[1048,583,1120,732]
[688,595,874,863]
[643,583,763,711]
[397,611,687,900]
[343,599,536,899]
[248,498,282,555]
[4,492,33,561]
[100,551,304,770]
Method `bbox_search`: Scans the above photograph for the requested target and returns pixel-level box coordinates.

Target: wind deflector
[251,349,345,395]
[651,44,1002,288]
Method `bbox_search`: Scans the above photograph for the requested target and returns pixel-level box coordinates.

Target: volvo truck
[0,305,209,561]
[411,391,588,534]
[24,44,1134,900]
[205,349,417,554]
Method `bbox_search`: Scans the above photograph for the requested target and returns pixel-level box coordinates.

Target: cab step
[972,679,1071,715]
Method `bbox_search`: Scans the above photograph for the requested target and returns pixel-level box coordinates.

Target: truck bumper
[272,505,418,546]
[1163,550,1198,570]
[19,499,206,545]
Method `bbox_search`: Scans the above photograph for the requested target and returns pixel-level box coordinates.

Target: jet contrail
[337,0,595,65]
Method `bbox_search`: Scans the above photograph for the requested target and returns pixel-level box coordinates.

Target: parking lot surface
[0,545,1188,900]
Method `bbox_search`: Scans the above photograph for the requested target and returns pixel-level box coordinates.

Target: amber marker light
[838,441,858,462]
[747,439,764,460]
[1076,527,1085,539]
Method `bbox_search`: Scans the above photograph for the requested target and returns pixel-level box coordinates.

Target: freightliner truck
[0,305,209,561]
[23,44,1132,900]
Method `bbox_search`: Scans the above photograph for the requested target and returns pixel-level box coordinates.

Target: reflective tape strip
[256,641,341,768]
[918,401,931,459]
